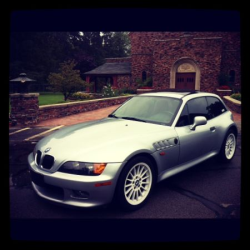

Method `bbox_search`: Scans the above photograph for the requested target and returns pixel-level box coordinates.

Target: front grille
[42,155,55,170]
[36,150,42,165]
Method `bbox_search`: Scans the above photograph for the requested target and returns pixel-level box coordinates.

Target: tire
[218,129,237,163]
[116,156,155,211]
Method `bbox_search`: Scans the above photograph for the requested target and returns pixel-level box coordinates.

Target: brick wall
[220,33,241,87]
[131,54,152,88]
[223,96,241,114]
[10,93,39,125]
[38,96,132,122]
[215,89,233,98]
[117,75,131,89]
[154,36,223,92]
[130,32,241,92]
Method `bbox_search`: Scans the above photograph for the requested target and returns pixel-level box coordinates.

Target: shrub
[136,77,153,88]
[230,93,241,101]
[71,92,94,100]
[102,83,118,97]
[48,60,86,101]
[117,87,137,95]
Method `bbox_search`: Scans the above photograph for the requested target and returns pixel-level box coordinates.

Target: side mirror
[190,116,207,130]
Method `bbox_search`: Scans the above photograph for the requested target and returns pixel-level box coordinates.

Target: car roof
[139,91,220,100]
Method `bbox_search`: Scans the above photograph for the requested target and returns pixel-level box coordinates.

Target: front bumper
[28,153,124,207]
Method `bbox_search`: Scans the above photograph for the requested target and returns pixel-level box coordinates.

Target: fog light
[71,190,89,200]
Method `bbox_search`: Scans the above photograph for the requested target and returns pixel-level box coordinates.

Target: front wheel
[218,130,237,163]
[116,156,155,211]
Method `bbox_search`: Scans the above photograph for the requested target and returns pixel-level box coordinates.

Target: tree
[48,60,86,101]
[10,32,74,84]
[69,31,131,68]
[102,32,131,58]
[9,31,131,89]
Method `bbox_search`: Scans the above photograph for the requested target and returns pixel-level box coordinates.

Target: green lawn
[38,93,68,106]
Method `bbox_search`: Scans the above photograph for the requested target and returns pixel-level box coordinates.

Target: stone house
[84,32,241,93]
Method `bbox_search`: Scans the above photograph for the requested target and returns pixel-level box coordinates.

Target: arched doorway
[170,57,201,90]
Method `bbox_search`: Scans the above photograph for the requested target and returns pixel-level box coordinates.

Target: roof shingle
[84,62,131,75]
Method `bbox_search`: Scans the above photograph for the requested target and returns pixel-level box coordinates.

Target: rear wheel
[116,156,155,211]
[218,130,237,162]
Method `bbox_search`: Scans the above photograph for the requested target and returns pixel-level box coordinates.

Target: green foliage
[48,60,86,101]
[71,92,94,100]
[10,31,131,88]
[136,77,153,88]
[117,87,137,95]
[102,32,131,58]
[232,86,241,94]
[230,93,241,101]
[102,83,118,97]
[9,32,73,83]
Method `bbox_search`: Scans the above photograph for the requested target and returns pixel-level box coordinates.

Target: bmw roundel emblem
[44,147,51,153]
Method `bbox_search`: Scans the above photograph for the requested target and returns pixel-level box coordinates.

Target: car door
[174,97,217,165]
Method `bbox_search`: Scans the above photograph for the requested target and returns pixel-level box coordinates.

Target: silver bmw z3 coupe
[28,91,238,211]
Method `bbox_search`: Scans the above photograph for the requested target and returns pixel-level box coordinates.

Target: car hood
[35,118,177,163]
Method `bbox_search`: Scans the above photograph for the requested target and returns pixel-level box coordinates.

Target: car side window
[206,97,226,120]
[176,104,190,127]
[187,97,208,124]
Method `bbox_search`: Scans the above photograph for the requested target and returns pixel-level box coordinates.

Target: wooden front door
[176,73,195,90]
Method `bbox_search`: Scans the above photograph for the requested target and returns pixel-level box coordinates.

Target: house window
[229,70,235,83]
[142,71,147,81]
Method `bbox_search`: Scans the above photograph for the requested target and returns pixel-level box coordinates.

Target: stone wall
[220,32,241,87]
[223,96,241,114]
[129,32,241,92]
[10,93,39,125]
[155,36,223,92]
[131,54,152,88]
[215,89,233,98]
[38,96,132,122]
[117,75,131,89]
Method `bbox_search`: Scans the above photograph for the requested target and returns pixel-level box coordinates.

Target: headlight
[58,161,107,176]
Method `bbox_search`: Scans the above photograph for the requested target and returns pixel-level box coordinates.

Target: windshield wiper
[108,114,119,118]
[121,116,147,123]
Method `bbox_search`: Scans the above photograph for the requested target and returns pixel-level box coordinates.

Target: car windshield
[111,96,181,125]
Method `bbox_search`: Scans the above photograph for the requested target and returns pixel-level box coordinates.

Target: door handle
[210,126,216,132]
